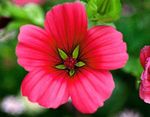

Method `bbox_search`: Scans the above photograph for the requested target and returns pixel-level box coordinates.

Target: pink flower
[16,2,128,113]
[12,0,45,6]
[139,46,150,104]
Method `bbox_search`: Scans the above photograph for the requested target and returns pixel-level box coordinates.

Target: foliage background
[0,0,150,117]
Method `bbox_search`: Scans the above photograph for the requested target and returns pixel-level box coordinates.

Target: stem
[75,0,80,1]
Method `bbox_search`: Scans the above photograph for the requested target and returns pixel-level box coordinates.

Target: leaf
[6,20,28,31]
[72,45,79,59]
[86,0,98,18]
[123,57,143,78]
[23,4,44,26]
[58,48,68,60]
[5,3,28,20]
[86,0,122,23]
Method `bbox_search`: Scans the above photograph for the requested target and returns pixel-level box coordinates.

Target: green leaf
[88,20,116,28]
[86,0,122,23]
[86,0,98,18]
[69,70,75,76]
[58,49,68,60]
[6,20,28,31]
[55,64,66,69]
[5,3,28,20]
[75,61,85,67]
[72,45,79,59]
[123,57,143,78]
[23,4,44,26]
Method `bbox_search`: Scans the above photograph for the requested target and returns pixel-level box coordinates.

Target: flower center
[55,45,85,77]
[64,57,76,70]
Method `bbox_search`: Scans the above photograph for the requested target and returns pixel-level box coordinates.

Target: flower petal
[21,69,69,108]
[69,67,115,113]
[139,81,150,104]
[16,25,60,71]
[80,26,128,70]
[139,58,150,104]
[140,46,150,68]
[44,2,87,53]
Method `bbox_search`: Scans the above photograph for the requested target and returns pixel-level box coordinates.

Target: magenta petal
[44,2,87,52]
[139,58,150,104]
[16,25,59,71]
[69,68,115,114]
[81,26,128,70]
[21,70,69,108]
[140,82,150,104]
[140,46,150,68]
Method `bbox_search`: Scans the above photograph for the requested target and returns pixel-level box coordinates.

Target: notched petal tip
[69,68,115,113]
[16,24,57,71]
[21,70,69,109]
[82,25,128,70]
[44,2,87,52]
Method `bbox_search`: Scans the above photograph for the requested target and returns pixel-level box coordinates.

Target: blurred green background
[0,0,150,117]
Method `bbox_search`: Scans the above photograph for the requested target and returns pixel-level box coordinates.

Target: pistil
[64,57,77,70]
